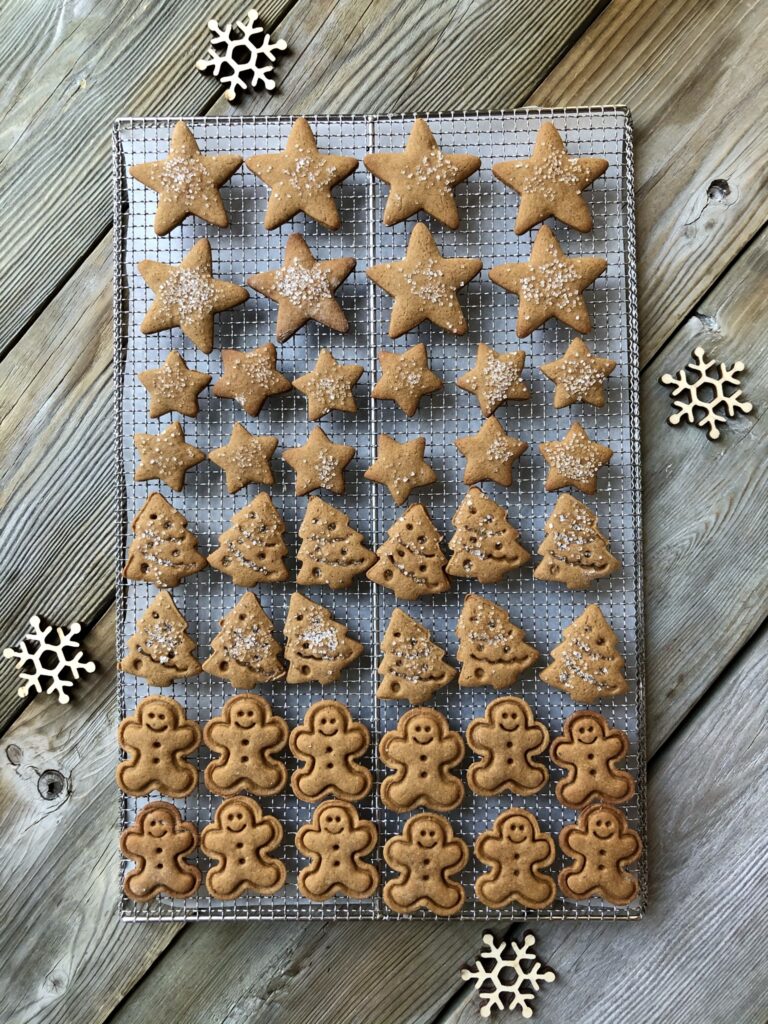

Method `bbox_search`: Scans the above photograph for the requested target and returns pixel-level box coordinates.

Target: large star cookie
[245,117,358,230]
[364,435,437,505]
[129,120,242,236]
[539,422,613,495]
[138,351,211,418]
[209,423,278,493]
[213,342,291,416]
[367,223,482,337]
[133,421,205,491]
[540,336,616,409]
[282,427,355,496]
[455,417,528,487]
[372,342,442,416]
[457,343,530,417]
[292,349,363,420]
[365,117,480,228]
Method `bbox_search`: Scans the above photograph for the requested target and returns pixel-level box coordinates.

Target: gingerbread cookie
[466,696,548,797]
[558,805,641,906]
[550,710,634,809]
[372,342,443,416]
[383,813,468,916]
[534,493,620,589]
[296,497,376,590]
[475,808,556,910]
[213,342,292,416]
[447,487,530,584]
[122,492,207,588]
[377,608,456,704]
[245,116,358,230]
[208,424,278,493]
[201,797,285,899]
[296,800,379,901]
[367,504,450,600]
[138,350,211,418]
[380,707,464,813]
[456,595,539,690]
[367,223,482,337]
[541,604,628,702]
[292,348,363,420]
[364,434,437,505]
[284,593,363,684]
[290,699,372,802]
[365,117,480,229]
[203,592,285,687]
[455,417,528,487]
[129,120,241,236]
[248,235,356,342]
[133,421,205,491]
[489,226,607,338]
[539,422,613,495]
[120,801,201,902]
[208,492,289,586]
[540,336,616,409]
[492,120,608,235]
[203,693,288,798]
[282,426,355,496]
[456,343,530,416]
[117,695,201,798]
[120,590,202,686]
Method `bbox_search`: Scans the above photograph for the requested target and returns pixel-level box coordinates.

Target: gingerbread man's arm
[204,719,229,751]
[380,733,410,765]
[616,832,642,864]
[292,727,315,757]
[519,724,547,754]
[168,825,197,856]
[602,733,628,760]
[121,829,146,859]
[550,737,578,767]
[201,826,228,857]
[349,823,376,855]
[166,722,200,753]
[438,839,466,872]
[119,721,146,753]
[338,724,368,756]
[296,825,324,855]
[259,720,288,751]
[438,732,464,765]
[466,722,494,754]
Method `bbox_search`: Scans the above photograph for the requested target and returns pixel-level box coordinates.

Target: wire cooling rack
[114,110,645,921]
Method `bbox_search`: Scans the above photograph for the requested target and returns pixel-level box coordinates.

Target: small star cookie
[455,417,528,486]
[540,336,616,409]
[493,120,608,234]
[247,234,356,342]
[209,423,278,493]
[364,435,437,505]
[213,342,291,416]
[129,120,242,236]
[372,342,442,416]
[367,223,482,337]
[138,351,211,418]
[282,427,355,496]
[539,422,613,495]
[292,349,363,421]
[457,343,530,417]
[364,117,481,228]
[133,421,205,491]
[138,238,249,354]
[245,117,358,230]
[490,226,607,338]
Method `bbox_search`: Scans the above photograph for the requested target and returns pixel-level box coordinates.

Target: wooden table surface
[1,2,766,1022]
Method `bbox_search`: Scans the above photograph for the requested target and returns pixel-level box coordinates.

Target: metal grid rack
[113,109,645,922]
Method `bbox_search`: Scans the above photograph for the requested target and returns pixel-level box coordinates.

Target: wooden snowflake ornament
[4,616,95,704]
[462,932,556,1019]
[660,346,752,439]
[196,9,287,101]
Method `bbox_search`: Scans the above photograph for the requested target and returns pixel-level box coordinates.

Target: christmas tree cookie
[283,593,363,684]
[367,504,450,600]
[119,591,202,686]
[534,493,620,589]
[541,604,628,702]
[122,492,207,588]
[208,492,289,587]
[455,595,538,690]
[203,592,285,687]
[376,609,456,704]
[447,488,530,584]
[296,497,376,590]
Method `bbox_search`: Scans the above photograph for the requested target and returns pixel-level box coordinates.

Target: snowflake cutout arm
[4,616,96,704]
[196,9,287,101]
[461,932,555,1019]
[660,346,753,440]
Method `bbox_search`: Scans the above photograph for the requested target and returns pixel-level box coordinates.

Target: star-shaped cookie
[133,421,205,491]
[493,120,608,234]
[455,417,528,486]
[366,223,482,337]
[539,422,613,495]
[138,351,211,418]
[129,120,242,236]
[209,423,278,493]
[540,336,616,409]
[282,427,355,496]
[213,342,292,416]
[489,226,607,338]
[372,342,443,416]
[364,117,481,228]
[245,117,358,230]
[247,234,356,342]
[457,343,530,417]
[292,349,363,420]
[138,238,249,354]
[364,435,437,505]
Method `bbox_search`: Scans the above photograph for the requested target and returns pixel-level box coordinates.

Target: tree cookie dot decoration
[461,932,556,1019]
[5,616,95,704]
[196,9,287,101]
[660,345,752,440]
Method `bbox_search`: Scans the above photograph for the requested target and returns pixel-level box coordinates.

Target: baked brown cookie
[541,604,628,702]
[489,225,607,338]
[539,422,613,494]
[282,426,355,496]
[247,235,356,342]
[284,593,363,684]
[290,699,373,802]
[203,693,288,797]
[558,805,641,906]
[122,492,207,588]
[245,116,358,230]
[466,696,548,797]
[138,350,211,418]
[475,808,556,910]
[456,343,530,416]
[213,342,292,416]
[540,336,616,409]
[129,120,241,236]
[208,492,289,586]
[456,595,539,690]
[534,493,620,589]
[201,797,285,899]
[364,434,437,505]
[366,223,482,337]
[383,813,468,916]
[447,487,530,584]
[455,417,528,486]
[296,801,379,901]
[550,710,635,809]
[492,120,608,235]
[133,421,205,492]
[203,592,285,687]
[117,695,201,798]
[376,608,456,704]
[372,342,443,416]
[296,497,376,590]
[292,348,363,420]
[367,503,450,600]
[380,707,464,813]
[120,590,202,686]
[208,424,278,493]
[365,117,480,229]
[120,801,201,902]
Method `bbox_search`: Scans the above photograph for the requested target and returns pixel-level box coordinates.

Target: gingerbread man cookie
[290,700,373,803]
[466,696,549,798]
[201,797,285,900]
[550,711,635,809]
[380,707,464,813]
[559,805,642,906]
[117,695,201,798]
[120,801,201,903]
[475,809,556,910]
[296,800,379,901]
[383,813,468,916]
[203,694,288,798]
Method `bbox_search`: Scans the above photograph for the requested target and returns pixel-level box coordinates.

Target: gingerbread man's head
[404,814,450,850]
[569,712,607,745]
[142,805,178,839]
[307,701,350,738]
[488,697,527,733]
[316,802,355,837]
[402,710,446,747]
[584,805,622,840]
[500,811,536,845]
[217,797,259,834]
[227,694,268,732]
[137,697,179,733]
